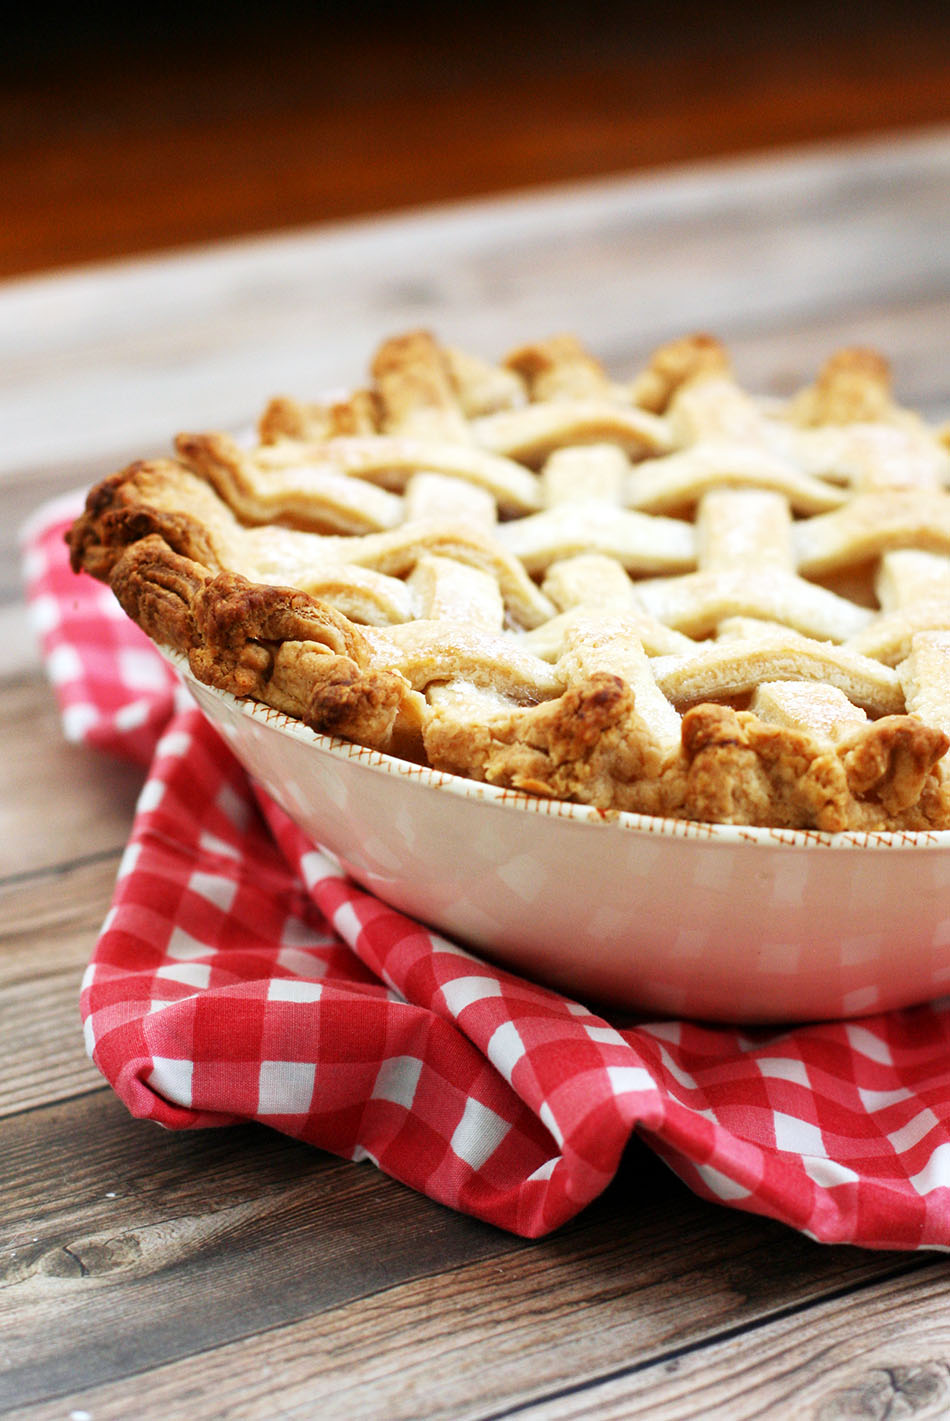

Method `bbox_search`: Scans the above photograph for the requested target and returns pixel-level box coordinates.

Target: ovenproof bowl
[172,653,950,1024]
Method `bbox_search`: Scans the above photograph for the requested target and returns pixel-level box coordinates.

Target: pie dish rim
[166,648,950,854]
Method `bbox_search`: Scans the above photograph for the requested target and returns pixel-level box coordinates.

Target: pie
[68,329,950,832]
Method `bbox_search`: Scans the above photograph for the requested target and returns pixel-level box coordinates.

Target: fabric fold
[24,498,950,1247]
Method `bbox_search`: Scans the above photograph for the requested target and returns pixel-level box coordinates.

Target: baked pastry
[68,330,950,832]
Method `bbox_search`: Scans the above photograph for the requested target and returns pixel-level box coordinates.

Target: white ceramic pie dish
[167,651,950,1025]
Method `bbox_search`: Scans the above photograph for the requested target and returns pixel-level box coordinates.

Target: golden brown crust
[837,714,950,815]
[68,462,223,580]
[679,704,950,831]
[106,534,420,752]
[67,329,950,833]
[504,334,609,401]
[786,347,894,426]
[258,389,382,444]
[371,330,471,440]
[629,333,731,414]
[423,673,681,814]
[421,691,950,831]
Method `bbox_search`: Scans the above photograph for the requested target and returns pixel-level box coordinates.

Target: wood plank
[496,1263,950,1419]
[0,1089,927,1416]
[0,673,142,879]
[0,1090,539,1411]
[0,856,121,1114]
[2,131,948,482]
[4,3,950,279]
[0,602,44,681]
[10,1257,934,1421]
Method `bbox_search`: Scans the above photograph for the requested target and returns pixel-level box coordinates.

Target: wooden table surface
[4,125,950,1419]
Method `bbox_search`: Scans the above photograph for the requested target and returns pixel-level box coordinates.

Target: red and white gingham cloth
[23,495,950,1247]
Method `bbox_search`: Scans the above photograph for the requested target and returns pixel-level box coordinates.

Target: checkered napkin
[23,495,950,1247]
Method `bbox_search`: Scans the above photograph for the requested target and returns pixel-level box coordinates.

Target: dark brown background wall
[5,0,950,280]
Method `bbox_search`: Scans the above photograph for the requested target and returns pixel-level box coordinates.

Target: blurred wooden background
[5,0,950,280]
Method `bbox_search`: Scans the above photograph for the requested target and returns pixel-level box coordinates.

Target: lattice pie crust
[69,331,950,831]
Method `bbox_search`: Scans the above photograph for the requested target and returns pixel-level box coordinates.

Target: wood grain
[502,1265,950,1419]
[0,856,121,1114]
[0,674,142,879]
[0,1088,926,1418]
